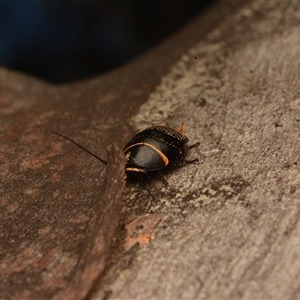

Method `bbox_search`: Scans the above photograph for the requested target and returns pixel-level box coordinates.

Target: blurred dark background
[0,1,211,84]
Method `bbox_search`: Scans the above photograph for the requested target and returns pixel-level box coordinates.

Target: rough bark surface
[94,1,300,299]
[1,1,300,299]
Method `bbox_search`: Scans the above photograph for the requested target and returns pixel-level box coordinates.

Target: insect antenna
[50,131,107,165]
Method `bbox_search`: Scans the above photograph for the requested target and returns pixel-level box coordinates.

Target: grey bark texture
[94,1,300,299]
[1,1,300,299]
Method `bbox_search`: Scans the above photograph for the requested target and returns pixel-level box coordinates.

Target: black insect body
[124,125,189,174]
[51,124,198,176]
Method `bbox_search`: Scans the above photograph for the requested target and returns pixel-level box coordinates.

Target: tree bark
[1,1,299,299]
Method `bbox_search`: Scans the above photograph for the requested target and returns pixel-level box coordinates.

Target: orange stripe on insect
[124,142,169,166]
[178,123,184,134]
[125,167,148,173]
